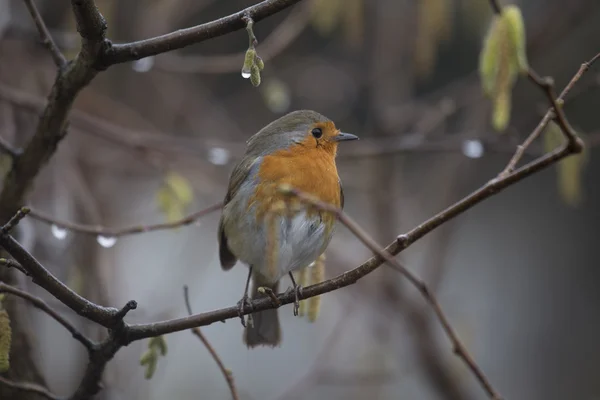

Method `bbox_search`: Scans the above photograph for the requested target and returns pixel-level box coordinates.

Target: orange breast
[251,143,341,221]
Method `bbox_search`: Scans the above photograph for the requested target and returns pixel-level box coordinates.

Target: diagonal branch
[0,282,95,351]
[183,286,239,400]
[281,189,500,398]
[0,233,135,328]
[22,0,67,67]
[498,51,599,176]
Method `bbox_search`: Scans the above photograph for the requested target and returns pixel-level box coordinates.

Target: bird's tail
[243,273,281,348]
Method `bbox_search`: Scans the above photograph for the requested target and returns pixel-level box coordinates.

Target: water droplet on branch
[51,224,68,240]
[97,235,117,248]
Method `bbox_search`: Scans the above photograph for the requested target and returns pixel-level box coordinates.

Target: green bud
[149,336,168,356]
[255,55,265,71]
[492,89,511,132]
[250,65,261,87]
[502,5,528,74]
[242,48,256,78]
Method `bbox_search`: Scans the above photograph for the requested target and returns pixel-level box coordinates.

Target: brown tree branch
[22,0,67,67]
[0,376,62,400]
[156,3,310,74]
[0,258,30,277]
[27,203,222,238]
[183,286,239,400]
[97,0,305,68]
[281,188,501,399]
[0,0,107,224]
[0,233,137,328]
[0,282,95,351]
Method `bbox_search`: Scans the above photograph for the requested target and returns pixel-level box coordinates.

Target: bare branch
[0,376,62,400]
[0,232,135,328]
[27,203,222,238]
[0,282,95,351]
[22,0,67,67]
[156,3,310,74]
[0,1,108,224]
[183,286,239,400]
[1,207,30,234]
[526,70,582,150]
[282,188,500,398]
[0,258,30,276]
[98,0,305,67]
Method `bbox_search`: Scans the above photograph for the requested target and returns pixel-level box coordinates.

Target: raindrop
[132,56,155,73]
[51,224,68,240]
[462,140,484,159]
[241,70,251,79]
[208,147,230,166]
[97,235,117,248]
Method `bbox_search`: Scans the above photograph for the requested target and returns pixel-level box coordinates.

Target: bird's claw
[285,284,303,316]
[236,294,252,327]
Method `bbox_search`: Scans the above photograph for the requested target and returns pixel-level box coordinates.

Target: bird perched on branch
[218,110,358,348]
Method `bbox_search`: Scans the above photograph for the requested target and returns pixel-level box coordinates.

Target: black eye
[311,128,323,138]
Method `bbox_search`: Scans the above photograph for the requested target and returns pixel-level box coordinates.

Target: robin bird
[218,110,358,348]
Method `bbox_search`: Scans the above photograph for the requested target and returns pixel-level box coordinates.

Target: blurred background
[1,0,600,399]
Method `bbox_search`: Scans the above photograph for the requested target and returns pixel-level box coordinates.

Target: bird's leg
[236,266,253,327]
[286,272,303,316]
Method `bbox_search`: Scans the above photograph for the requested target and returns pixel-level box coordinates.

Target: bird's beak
[333,132,359,142]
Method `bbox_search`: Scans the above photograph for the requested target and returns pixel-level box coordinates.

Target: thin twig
[0,376,63,400]
[498,52,600,176]
[27,203,222,238]
[526,71,581,149]
[22,0,67,67]
[1,206,30,233]
[281,188,502,399]
[183,286,239,400]
[0,258,30,276]
[242,15,258,48]
[0,282,95,351]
